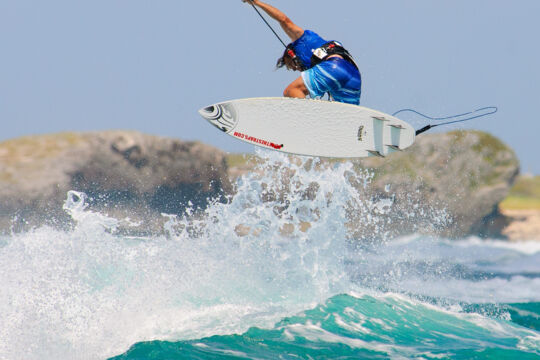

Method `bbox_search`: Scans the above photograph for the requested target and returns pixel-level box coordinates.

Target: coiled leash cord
[392,107,499,136]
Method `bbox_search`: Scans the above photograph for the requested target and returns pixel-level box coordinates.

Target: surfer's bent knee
[283,77,309,99]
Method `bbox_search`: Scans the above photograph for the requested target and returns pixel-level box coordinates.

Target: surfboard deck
[199,97,415,158]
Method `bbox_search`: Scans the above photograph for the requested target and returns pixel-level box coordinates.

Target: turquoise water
[113,295,540,359]
[1,151,539,359]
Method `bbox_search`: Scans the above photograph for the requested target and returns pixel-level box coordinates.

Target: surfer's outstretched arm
[243,0,304,41]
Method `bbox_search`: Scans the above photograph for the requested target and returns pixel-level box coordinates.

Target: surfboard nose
[200,106,215,115]
[198,105,217,120]
[198,103,239,133]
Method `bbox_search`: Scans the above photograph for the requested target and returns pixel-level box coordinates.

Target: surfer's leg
[301,59,361,104]
[301,66,329,100]
[283,76,309,99]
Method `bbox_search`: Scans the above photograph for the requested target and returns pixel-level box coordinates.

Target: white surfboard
[198,97,415,158]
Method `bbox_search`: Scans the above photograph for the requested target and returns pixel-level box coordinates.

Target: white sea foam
[348,233,540,303]
[453,237,540,255]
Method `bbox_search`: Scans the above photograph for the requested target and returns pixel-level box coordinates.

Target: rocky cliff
[352,130,519,238]
[0,131,231,233]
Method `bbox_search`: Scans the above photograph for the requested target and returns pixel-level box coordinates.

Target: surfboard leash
[248,1,288,48]
[392,107,498,136]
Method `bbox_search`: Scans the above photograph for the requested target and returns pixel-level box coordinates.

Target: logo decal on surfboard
[233,131,283,150]
[199,104,238,133]
[357,125,366,142]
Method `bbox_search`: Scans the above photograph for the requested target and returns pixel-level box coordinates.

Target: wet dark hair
[276,47,291,69]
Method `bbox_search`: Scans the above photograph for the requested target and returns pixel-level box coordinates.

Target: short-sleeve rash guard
[289,30,329,69]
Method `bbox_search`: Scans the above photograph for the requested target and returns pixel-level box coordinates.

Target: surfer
[242,0,362,105]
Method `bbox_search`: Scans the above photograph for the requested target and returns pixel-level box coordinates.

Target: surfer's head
[276,44,304,71]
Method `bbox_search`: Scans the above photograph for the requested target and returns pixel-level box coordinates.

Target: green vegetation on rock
[501,175,540,210]
[0,132,84,164]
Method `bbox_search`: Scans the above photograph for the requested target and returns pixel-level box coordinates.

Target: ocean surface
[1,151,539,360]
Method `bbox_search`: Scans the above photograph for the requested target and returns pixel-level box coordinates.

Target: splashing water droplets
[0,149,457,360]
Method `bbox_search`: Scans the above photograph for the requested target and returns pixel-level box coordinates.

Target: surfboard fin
[389,124,405,129]
[372,116,390,122]
[386,144,402,151]
[368,150,385,158]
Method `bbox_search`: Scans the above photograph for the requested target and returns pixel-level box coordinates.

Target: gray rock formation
[0,131,231,233]
[350,130,520,238]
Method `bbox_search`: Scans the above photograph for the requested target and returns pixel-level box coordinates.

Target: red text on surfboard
[233,132,284,150]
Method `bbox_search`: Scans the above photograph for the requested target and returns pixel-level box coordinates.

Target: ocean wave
[112,293,540,359]
[1,150,539,359]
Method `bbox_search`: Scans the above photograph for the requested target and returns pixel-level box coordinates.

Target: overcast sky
[1,1,539,173]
